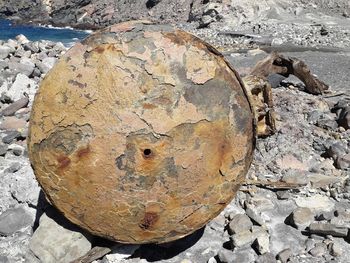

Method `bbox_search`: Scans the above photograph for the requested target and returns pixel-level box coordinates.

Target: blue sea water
[0,19,90,46]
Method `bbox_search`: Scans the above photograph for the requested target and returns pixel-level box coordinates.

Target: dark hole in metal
[143,149,152,156]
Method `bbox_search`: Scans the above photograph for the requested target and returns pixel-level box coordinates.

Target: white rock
[0,46,12,59]
[30,212,92,263]
[7,73,37,102]
[15,34,29,44]
[104,244,140,262]
[294,195,335,212]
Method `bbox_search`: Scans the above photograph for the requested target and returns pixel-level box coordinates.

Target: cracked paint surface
[28,21,255,244]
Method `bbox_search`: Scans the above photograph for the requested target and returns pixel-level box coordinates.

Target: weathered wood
[250,52,329,95]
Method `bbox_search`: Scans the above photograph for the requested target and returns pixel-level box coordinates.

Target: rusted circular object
[28,21,254,244]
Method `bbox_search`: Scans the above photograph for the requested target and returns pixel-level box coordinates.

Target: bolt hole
[143,149,152,156]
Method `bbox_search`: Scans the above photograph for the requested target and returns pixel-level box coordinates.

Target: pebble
[231,230,255,247]
[329,241,343,257]
[290,207,314,230]
[277,248,292,263]
[30,212,92,263]
[309,243,327,257]
[103,244,140,262]
[217,249,235,263]
[0,116,27,131]
[335,154,350,170]
[308,222,348,237]
[0,206,33,235]
[0,143,8,156]
[2,130,21,144]
[253,234,270,254]
[255,252,276,263]
[294,195,335,212]
[0,97,29,116]
[4,162,21,173]
[228,214,253,235]
[245,206,265,226]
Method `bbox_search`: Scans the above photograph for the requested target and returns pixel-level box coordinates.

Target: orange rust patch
[142,103,157,109]
[77,146,90,158]
[57,155,71,169]
[94,46,105,54]
[139,212,159,230]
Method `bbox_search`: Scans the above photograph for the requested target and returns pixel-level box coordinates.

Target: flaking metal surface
[28,21,254,244]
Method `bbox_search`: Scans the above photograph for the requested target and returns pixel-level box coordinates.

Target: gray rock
[36,57,57,74]
[228,214,253,235]
[2,130,21,144]
[0,255,9,263]
[23,42,39,53]
[4,162,21,173]
[329,240,343,257]
[290,207,314,230]
[217,249,235,263]
[0,143,8,156]
[277,248,292,263]
[245,207,265,226]
[253,234,270,255]
[30,212,92,263]
[255,253,276,263]
[309,222,348,237]
[12,144,25,156]
[8,61,34,77]
[326,142,348,160]
[0,59,8,70]
[309,243,327,257]
[276,191,290,200]
[0,46,12,59]
[1,97,29,116]
[231,247,256,263]
[335,154,350,170]
[0,206,33,235]
[231,230,255,247]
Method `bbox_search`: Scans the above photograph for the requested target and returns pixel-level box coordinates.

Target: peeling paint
[28,21,254,244]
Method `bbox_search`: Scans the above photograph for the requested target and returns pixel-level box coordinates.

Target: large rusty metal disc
[28,21,254,244]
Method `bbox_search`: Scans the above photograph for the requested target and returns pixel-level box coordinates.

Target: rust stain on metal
[28,21,255,244]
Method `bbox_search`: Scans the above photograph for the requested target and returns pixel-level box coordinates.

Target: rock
[277,248,292,263]
[316,118,338,131]
[309,243,327,257]
[253,234,270,254]
[23,42,39,53]
[329,241,343,257]
[326,142,348,160]
[228,214,253,234]
[281,171,309,186]
[276,154,308,171]
[36,57,57,74]
[276,191,290,200]
[11,144,25,156]
[0,143,8,156]
[309,222,348,237]
[230,247,256,263]
[217,249,235,263]
[4,161,21,173]
[208,257,217,263]
[0,46,12,59]
[8,60,34,77]
[294,195,335,212]
[0,206,33,235]
[2,130,21,144]
[290,207,314,230]
[0,97,29,116]
[0,256,9,263]
[231,230,255,247]
[0,116,27,131]
[245,207,265,226]
[30,212,92,263]
[7,73,36,102]
[255,252,276,263]
[103,244,140,262]
[15,34,29,44]
[335,154,350,170]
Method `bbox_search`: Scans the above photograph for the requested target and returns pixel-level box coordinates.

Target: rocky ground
[0,1,350,263]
